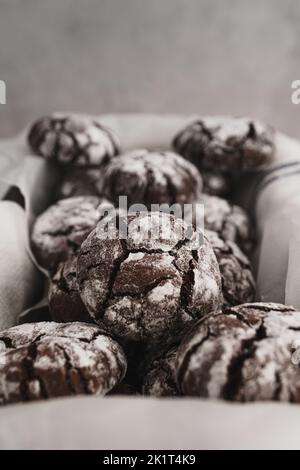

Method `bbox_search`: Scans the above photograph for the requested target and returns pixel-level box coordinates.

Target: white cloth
[0,202,42,330]
[252,133,300,307]
[1,396,300,450]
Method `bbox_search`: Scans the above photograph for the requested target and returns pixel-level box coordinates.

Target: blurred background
[0,0,299,138]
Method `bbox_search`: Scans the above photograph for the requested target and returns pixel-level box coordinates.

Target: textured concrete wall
[0,0,299,138]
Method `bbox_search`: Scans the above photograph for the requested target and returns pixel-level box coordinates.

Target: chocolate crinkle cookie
[173,116,275,174]
[187,194,253,254]
[206,230,255,307]
[141,344,179,397]
[176,302,300,402]
[77,211,222,344]
[99,149,203,208]
[48,256,92,323]
[31,196,114,272]
[0,322,127,405]
[56,167,103,199]
[28,113,119,167]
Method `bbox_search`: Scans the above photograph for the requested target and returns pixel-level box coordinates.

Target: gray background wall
[0,0,299,138]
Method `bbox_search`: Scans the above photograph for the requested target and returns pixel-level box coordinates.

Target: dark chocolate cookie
[176,302,300,402]
[206,230,255,307]
[173,116,274,174]
[187,194,253,254]
[0,322,127,405]
[56,167,103,199]
[31,196,114,272]
[48,257,92,323]
[141,345,179,397]
[77,211,222,344]
[99,149,203,208]
[28,113,119,167]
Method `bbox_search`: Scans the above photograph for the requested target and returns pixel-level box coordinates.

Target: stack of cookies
[1,113,299,405]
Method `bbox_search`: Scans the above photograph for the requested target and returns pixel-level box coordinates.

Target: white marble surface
[0,0,300,138]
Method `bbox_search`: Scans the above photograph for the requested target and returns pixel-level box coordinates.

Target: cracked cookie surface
[206,230,255,307]
[173,116,274,174]
[77,211,222,344]
[31,196,114,272]
[176,302,300,402]
[99,149,203,208]
[28,113,119,167]
[0,322,127,405]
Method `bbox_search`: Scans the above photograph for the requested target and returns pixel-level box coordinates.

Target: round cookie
[141,345,179,397]
[203,194,253,253]
[56,167,103,199]
[206,230,255,307]
[186,194,253,254]
[176,302,300,402]
[77,211,222,344]
[99,149,203,208]
[28,113,119,167]
[173,116,274,174]
[0,322,127,405]
[49,256,92,323]
[31,196,114,272]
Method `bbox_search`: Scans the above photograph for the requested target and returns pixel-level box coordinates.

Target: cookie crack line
[273,370,283,401]
[177,327,211,392]
[222,337,257,401]
[110,275,177,299]
[59,343,91,395]
[224,310,254,329]
[23,342,49,401]
[56,344,78,395]
[40,225,76,238]
[179,259,196,310]
[222,319,267,401]
[0,333,46,351]
[96,247,131,321]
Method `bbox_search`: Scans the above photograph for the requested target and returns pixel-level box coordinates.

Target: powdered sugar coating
[0,322,127,405]
[206,230,255,307]
[100,149,203,208]
[77,211,222,344]
[176,302,300,402]
[173,116,274,174]
[28,113,119,167]
[31,196,114,272]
